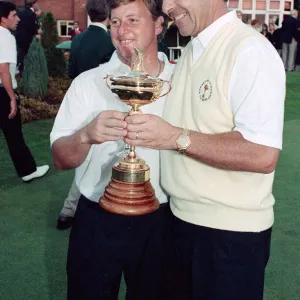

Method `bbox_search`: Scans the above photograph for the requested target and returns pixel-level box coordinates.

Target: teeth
[175,12,186,21]
[120,40,133,44]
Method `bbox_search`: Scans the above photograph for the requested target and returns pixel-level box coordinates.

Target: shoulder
[74,62,111,87]
[0,29,15,46]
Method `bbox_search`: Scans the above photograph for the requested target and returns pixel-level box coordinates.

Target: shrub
[41,12,59,49]
[45,47,66,77]
[20,96,60,124]
[41,12,66,77]
[23,38,48,99]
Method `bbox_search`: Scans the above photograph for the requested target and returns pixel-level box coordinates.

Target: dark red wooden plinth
[99,179,160,216]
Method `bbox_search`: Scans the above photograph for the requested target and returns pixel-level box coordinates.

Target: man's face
[162,0,215,37]
[1,10,20,31]
[110,0,163,63]
[74,22,79,29]
[237,12,242,20]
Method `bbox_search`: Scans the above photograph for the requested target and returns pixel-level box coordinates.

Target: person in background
[281,9,299,71]
[251,18,260,31]
[0,1,49,183]
[57,0,116,230]
[68,21,83,40]
[15,0,39,76]
[269,22,283,57]
[261,23,271,40]
[236,10,243,21]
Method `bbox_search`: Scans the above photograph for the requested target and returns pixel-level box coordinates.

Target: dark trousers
[0,87,36,177]
[67,195,172,300]
[17,43,30,76]
[166,216,272,300]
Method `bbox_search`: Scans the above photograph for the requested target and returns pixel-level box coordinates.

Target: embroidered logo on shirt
[199,80,212,101]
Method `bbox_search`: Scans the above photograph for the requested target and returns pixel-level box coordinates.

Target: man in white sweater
[125,0,286,299]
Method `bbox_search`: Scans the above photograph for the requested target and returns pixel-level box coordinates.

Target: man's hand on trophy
[124,114,181,150]
[81,111,128,145]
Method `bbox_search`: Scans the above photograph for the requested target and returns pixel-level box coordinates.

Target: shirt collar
[192,11,237,50]
[30,8,35,12]
[90,22,108,32]
[0,26,11,34]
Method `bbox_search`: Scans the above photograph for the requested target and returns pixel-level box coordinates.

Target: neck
[0,24,9,30]
[194,3,228,37]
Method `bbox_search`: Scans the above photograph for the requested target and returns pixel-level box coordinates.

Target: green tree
[41,12,66,77]
[23,39,48,99]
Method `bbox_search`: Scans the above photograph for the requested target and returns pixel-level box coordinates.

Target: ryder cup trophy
[100,48,171,216]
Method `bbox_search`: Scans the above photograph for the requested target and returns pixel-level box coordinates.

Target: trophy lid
[110,48,164,88]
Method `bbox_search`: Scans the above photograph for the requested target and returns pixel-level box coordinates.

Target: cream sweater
[162,20,275,232]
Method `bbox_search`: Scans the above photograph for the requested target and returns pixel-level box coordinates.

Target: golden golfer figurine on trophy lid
[100,48,171,216]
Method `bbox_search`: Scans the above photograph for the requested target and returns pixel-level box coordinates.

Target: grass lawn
[0,73,300,300]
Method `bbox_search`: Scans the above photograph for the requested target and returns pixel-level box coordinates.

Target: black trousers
[17,43,30,76]
[0,87,36,177]
[67,195,172,300]
[166,215,272,300]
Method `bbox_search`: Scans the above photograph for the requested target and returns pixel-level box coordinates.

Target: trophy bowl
[99,49,171,216]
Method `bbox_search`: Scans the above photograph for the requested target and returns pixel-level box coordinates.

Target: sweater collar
[192,11,237,50]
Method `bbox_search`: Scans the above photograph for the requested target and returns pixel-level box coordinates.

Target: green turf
[0,73,300,299]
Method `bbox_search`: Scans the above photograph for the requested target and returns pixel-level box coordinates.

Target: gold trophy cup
[99,48,171,216]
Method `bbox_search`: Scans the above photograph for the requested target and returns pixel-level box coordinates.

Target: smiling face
[110,0,163,64]
[162,0,227,37]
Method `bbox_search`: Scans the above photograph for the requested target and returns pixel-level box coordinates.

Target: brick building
[15,0,88,40]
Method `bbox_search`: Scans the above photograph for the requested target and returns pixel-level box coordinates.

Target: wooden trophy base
[99,179,160,216]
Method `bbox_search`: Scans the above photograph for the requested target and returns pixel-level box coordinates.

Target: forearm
[184,131,279,174]
[52,127,92,170]
[0,72,15,100]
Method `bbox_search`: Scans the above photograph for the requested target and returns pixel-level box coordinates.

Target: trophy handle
[159,81,172,98]
[104,75,112,89]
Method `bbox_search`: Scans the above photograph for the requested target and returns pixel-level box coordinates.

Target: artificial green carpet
[0,73,300,299]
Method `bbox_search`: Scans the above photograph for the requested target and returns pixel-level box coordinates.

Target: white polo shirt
[192,11,285,149]
[0,26,17,89]
[50,52,174,203]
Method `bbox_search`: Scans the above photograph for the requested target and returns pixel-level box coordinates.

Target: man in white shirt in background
[125,0,286,299]
[51,0,173,299]
[0,1,49,182]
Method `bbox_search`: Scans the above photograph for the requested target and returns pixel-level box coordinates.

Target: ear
[154,16,164,37]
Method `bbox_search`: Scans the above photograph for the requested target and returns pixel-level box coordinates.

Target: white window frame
[57,20,74,38]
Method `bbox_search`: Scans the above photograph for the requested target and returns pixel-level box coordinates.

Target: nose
[117,21,129,36]
[162,0,173,15]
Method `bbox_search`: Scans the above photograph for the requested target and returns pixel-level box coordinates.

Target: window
[57,20,74,38]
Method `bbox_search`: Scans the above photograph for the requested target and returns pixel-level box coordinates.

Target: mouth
[119,39,135,45]
[172,11,187,23]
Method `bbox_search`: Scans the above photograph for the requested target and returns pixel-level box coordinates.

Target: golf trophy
[100,48,171,216]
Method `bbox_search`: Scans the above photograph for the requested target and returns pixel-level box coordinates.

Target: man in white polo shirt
[125,0,286,299]
[50,0,173,299]
[0,1,49,182]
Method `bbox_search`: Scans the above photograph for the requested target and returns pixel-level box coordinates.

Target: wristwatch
[176,128,191,155]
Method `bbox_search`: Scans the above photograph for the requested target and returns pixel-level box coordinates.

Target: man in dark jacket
[58,0,115,230]
[281,9,299,71]
[15,0,39,76]
[67,0,115,80]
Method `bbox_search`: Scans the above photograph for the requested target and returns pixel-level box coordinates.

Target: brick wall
[15,0,88,31]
